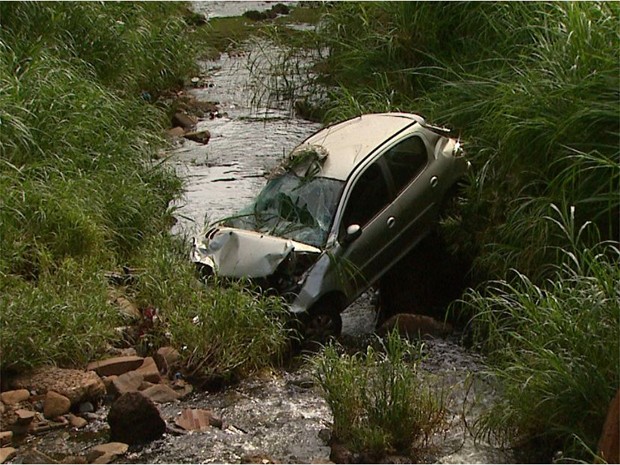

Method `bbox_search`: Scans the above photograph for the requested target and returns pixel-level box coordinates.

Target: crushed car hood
[192,227,321,278]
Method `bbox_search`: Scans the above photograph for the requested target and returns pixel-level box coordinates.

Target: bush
[312,333,445,459]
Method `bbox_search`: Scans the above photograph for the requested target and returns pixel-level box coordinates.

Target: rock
[172,112,197,130]
[0,431,12,446]
[111,371,144,397]
[14,408,36,425]
[330,443,354,463]
[107,392,165,444]
[140,384,179,404]
[167,126,186,138]
[101,376,117,396]
[15,447,56,463]
[86,442,128,464]
[154,347,180,376]
[67,414,88,429]
[0,402,4,415]
[241,453,276,464]
[78,401,95,414]
[60,456,87,464]
[171,379,193,399]
[9,367,105,406]
[87,356,144,377]
[139,381,156,391]
[184,129,211,145]
[0,447,16,464]
[4,408,37,435]
[318,428,331,444]
[377,313,453,339]
[43,391,71,419]
[175,408,222,432]
[0,389,30,405]
[135,357,161,384]
[598,388,619,464]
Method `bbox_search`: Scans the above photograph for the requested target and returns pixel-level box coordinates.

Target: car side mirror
[342,224,362,245]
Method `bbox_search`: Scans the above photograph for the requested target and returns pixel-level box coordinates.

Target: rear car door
[382,134,442,265]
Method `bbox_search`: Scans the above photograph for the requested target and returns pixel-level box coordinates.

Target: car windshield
[225,172,345,247]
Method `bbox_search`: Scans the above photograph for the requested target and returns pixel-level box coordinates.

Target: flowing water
[11,4,515,463]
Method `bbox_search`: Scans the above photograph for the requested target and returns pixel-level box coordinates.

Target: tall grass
[0,259,122,370]
[463,209,619,460]
[0,2,195,97]
[0,3,190,369]
[130,235,291,381]
[312,333,445,460]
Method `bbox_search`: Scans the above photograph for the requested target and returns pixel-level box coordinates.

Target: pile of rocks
[0,347,205,464]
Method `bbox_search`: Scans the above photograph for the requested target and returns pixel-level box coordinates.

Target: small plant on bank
[312,332,445,460]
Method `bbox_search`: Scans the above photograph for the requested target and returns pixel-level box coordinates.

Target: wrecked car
[191,113,469,341]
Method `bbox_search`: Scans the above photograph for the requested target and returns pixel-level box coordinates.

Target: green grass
[0,259,122,370]
[0,3,293,379]
[463,211,619,460]
[129,234,291,382]
[312,333,445,460]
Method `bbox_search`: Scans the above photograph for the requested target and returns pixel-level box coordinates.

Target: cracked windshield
[227,172,344,248]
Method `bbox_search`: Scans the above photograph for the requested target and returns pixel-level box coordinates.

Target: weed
[312,332,445,459]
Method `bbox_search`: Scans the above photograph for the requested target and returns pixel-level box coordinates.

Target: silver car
[191,113,469,341]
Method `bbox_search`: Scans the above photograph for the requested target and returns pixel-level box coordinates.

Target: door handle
[430,176,439,188]
[387,217,396,228]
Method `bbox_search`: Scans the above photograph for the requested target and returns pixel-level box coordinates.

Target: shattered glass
[225,173,345,247]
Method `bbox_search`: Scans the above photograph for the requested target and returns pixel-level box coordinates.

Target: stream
[12,3,515,463]
[165,3,514,462]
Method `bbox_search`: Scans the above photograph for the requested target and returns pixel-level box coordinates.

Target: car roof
[297,113,425,181]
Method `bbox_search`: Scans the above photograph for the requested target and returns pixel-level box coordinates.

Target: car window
[383,136,428,194]
[341,162,390,228]
[225,173,345,247]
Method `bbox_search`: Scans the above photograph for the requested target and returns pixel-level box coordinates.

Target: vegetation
[258,2,619,461]
[2,1,617,460]
[0,2,290,377]
[130,234,291,381]
[466,209,619,460]
[312,332,445,460]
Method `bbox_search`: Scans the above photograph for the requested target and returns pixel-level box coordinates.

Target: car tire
[301,303,343,349]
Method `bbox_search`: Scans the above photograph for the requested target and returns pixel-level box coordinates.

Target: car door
[336,159,399,291]
[382,134,442,266]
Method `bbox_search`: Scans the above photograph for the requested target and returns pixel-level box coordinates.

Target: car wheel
[302,304,343,348]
